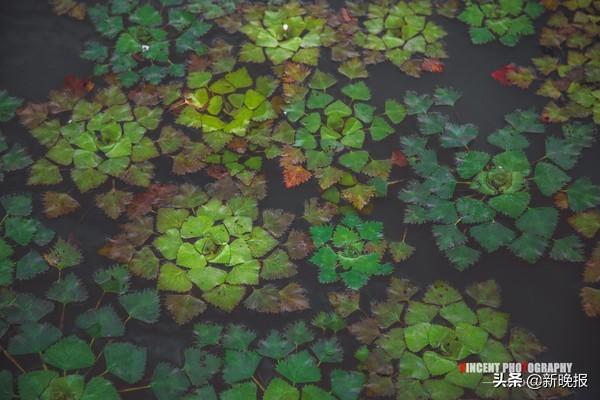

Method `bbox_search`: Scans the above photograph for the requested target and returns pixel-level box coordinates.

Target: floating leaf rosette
[82,0,242,86]
[456,0,544,46]
[23,83,172,193]
[132,321,364,400]
[233,0,335,66]
[338,0,448,77]
[170,66,283,180]
[309,213,414,289]
[0,202,157,399]
[332,278,563,399]
[99,183,312,317]
[397,89,599,269]
[279,69,404,209]
[491,2,600,124]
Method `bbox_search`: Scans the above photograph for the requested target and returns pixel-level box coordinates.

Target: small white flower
[283,23,289,31]
[141,44,150,52]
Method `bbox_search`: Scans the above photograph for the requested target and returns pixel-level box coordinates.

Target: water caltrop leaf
[104,342,147,384]
[43,336,95,370]
[276,350,321,384]
[264,378,299,400]
[119,289,160,323]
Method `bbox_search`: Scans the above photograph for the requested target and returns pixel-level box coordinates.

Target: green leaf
[257,331,294,359]
[338,58,368,80]
[220,382,257,400]
[8,322,61,355]
[0,194,32,216]
[151,362,191,400]
[509,233,548,263]
[339,151,369,173]
[505,108,544,133]
[75,306,125,338]
[0,91,23,122]
[423,351,456,376]
[440,301,477,325]
[309,70,337,90]
[433,87,462,106]
[43,336,95,370]
[104,342,147,384]
[264,378,299,400]
[223,350,261,384]
[46,273,88,304]
[276,350,321,384]
[567,178,600,212]
[550,235,585,262]
[301,385,336,400]
[423,281,462,306]
[458,4,484,26]
[456,151,490,179]
[488,192,529,218]
[477,307,509,339]
[384,99,406,124]
[341,81,371,101]
[4,217,37,246]
[516,207,558,238]
[466,280,502,308]
[404,322,431,352]
[534,162,570,196]
[424,380,464,400]
[16,251,49,280]
[119,289,160,323]
[81,377,119,400]
[470,222,516,252]
[399,352,430,379]
[370,117,394,141]
[404,92,433,115]
[446,245,480,271]
[418,113,448,135]
[456,198,495,224]
[330,370,365,400]
[441,123,479,148]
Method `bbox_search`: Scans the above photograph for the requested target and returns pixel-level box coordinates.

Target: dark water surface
[1,0,600,399]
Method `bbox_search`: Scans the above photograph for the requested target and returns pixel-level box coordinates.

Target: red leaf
[206,165,230,179]
[421,58,444,73]
[63,75,94,96]
[283,165,312,188]
[127,184,177,218]
[491,63,517,86]
[340,7,355,23]
[391,150,408,167]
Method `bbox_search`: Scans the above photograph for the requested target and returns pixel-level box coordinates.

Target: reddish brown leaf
[421,58,444,73]
[95,188,133,219]
[98,234,134,263]
[340,7,355,23]
[121,216,154,247]
[128,84,161,106]
[63,75,94,97]
[554,192,569,209]
[206,165,230,179]
[391,150,408,167]
[17,102,49,129]
[227,137,248,154]
[328,291,360,317]
[348,318,381,344]
[584,243,600,284]
[581,287,600,318]
[42,191,80,218]
[283,165,312,188]
[166,294,206,325]
[126,184,177,218]
[279,283,309,312]
[284,229,313,260]
[491,64,518,86]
